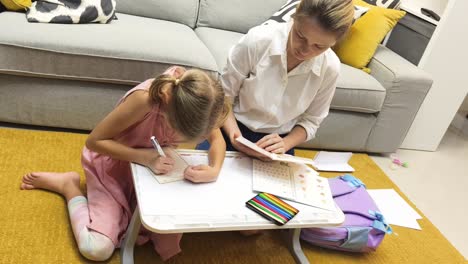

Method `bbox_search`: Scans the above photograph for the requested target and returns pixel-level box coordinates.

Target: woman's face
[289,17,338,61]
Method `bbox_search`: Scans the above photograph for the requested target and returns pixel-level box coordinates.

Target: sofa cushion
[0,74,129,130]
[195,27,386,114]
[197,0,286,33]
[299,110,377,151]
[195,27,244,73]
[333,64,386,113]
[116,0,199,28]
[0,12,218,84]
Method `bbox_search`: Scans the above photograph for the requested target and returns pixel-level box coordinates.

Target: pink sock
[67,196,91,242]
[67,196,114,261]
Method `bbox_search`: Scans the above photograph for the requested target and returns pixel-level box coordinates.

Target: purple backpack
[301,175,392,252]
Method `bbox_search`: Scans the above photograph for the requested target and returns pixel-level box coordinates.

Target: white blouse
[221,22,340,141]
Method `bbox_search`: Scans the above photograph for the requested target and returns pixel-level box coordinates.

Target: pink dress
[81,67,183,260]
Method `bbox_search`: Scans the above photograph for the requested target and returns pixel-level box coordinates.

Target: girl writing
[20,66,229,261]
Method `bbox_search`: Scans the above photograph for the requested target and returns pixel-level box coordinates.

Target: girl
[201,0,354,158]
[20,66,229,261]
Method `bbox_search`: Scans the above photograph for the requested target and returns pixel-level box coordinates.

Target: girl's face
[289,17,338,61]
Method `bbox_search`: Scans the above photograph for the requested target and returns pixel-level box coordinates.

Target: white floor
[370,127,468,260]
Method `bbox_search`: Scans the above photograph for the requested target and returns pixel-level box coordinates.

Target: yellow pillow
[0,0,31,11]
[333,0,406,72]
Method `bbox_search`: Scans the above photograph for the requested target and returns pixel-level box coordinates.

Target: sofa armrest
[365,45,433,152]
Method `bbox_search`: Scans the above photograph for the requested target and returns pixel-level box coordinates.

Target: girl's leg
[149,232,183,261]
[68,196,115,261]
[20,172,82,201]
[20,172,114,261]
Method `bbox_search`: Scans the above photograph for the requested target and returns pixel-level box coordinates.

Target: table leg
[120,206,141,264]
[284,228,310,264]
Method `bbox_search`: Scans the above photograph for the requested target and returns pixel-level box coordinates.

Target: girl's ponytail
[149,74,176,104]
[150,69,231,140]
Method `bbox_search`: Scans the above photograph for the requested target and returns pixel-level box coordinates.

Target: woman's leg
[196,127,235,151]
[20,172,114,261]
[198,121,296,155]
[197,121,266,151]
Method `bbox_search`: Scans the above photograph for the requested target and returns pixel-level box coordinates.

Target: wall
[400,0,447,15]
[401,0,468,151]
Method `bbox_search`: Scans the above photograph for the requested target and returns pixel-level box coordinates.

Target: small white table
[121,150,344,264]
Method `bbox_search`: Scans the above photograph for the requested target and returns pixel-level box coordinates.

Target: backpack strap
[340,174,366,189]
[369,210,393,234]
[329,174,366,197]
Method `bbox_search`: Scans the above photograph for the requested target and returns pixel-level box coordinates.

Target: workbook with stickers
[252,159,336,211]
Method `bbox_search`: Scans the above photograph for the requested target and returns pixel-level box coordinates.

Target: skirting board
[450,112,468,136]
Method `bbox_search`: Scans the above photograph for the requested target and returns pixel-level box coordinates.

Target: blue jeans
[196,121,295,156]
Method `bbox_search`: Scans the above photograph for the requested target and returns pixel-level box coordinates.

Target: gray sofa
[0,0,432,153]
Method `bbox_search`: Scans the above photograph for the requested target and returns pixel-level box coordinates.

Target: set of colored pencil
[246,192,299,225]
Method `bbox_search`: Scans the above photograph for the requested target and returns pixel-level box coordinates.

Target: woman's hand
[256,133,287,154]
[230,131,271,160]
[184,165,219,183]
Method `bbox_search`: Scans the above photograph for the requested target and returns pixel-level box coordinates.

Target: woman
[213,0,354,158]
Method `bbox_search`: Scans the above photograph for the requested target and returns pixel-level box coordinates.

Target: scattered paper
[312,151,354,172]
[368,189,422,230]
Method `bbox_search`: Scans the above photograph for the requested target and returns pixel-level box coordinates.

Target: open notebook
[146,148,189,184]
[235,136,316,167]
[147,149,212,184]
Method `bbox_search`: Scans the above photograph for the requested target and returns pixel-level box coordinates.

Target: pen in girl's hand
[150,136,166,157]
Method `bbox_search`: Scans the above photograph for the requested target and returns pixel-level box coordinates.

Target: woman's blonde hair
[292,0,354,40]
[149,69,230,140]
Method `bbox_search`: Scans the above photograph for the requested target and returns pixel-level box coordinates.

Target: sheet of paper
[368,189,422,230]
[179,152,209,166]
[236,136,316,166]
[135,154,255,216]
[313,151,354,172]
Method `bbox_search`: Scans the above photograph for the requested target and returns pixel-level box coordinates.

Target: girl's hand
[153,156,175,174]
[184,165,219,183]
[144,149,175,174]
[256,133,286,154]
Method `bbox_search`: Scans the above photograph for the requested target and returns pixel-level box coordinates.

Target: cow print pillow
[26,0,116,24]
[263,0,369,25]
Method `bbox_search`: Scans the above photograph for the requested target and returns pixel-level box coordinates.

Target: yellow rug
[0,128,465,264]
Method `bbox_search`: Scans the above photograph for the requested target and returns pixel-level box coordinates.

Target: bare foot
[20,172,83,200]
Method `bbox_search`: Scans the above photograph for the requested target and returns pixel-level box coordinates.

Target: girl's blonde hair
[149,69,230,140]
[292,0,354,40]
